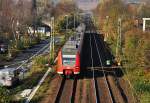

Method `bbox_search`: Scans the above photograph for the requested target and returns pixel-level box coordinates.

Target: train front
[57,39,80,77]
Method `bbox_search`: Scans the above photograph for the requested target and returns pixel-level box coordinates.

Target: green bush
[17,40,25,50]
[34,56,48,66]
[22,37,30,49]
[134,79,150,93]
[0,87,11,103]
[8,48,19,58]
[30,37,39,46]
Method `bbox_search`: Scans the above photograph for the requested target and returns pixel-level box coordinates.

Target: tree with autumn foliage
[95,0,150,101]
[94,0,131,54]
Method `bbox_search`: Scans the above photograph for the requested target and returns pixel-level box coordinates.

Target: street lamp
[50,17,55,62]
[115,18,122,65]
[65,15,69,30]
[74,14,76,30]
[104,16,109,41]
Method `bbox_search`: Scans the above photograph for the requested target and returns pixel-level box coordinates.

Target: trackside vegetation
[95,0,150,102]
[0,55,48,102]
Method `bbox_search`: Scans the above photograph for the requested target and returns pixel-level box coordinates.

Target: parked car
[0,68,20,86]
[0,44,8,53]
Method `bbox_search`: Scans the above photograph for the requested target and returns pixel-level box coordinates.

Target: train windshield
[63,56,76,66]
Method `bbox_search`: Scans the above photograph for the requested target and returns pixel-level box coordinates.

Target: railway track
[86,20,128,103]
[54,77,77,103]
[89,33,98,103]
[88,32,113,103]
[93,27,128,103]
[40,19,132,103]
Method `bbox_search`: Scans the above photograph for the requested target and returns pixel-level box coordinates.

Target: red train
[57,24,85,77]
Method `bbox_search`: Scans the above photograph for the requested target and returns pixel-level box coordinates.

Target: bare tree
[0,0,33,40]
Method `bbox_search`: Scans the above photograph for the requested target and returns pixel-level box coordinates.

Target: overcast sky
[123,0,149,3]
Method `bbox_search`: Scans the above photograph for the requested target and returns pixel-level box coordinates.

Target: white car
[0,68,20,86]
[0,44,8,53]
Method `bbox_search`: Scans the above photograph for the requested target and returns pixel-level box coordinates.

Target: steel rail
[54,78,76,103]
[54,77,66,103]
[93,22,128,103]
[89,33,98,103]
[86,66,122,69]
[92,32,114,103]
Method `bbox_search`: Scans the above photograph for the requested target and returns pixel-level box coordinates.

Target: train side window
[71,37,75,41]
[76,44,78,49]
[2,76,5,80]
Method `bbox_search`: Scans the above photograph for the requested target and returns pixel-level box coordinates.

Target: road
[0,39,50,69]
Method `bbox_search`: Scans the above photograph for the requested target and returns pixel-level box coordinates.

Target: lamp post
[104,16,109,41]
[116,18,121,57]
[65,15,69,31]
[74,13,76,30]
[118,18,122,55]
[52,17,55,60]
[8,40,13,58]
[116,18,122,65]
[50,17,55,62]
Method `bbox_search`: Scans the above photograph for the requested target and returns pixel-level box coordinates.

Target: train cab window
[63,57,76,66]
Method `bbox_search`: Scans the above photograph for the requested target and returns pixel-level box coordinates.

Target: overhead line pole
[50,17,55,63]
[119,18,122,55]
[116,18,122,65]
[52,17,55,60]
[74,13,76,30]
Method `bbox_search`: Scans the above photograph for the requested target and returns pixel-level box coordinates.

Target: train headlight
[106,60,111,66]
[75,66,79,69]
[66,67,71,69]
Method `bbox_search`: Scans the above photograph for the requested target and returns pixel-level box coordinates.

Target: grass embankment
[13,56,49,102]
[123,30,150,103]
[124,68,150,103]
[106,33,150,103]
[30,69,56,103]
[106,30,150,103]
